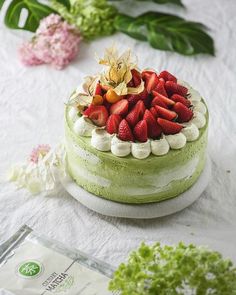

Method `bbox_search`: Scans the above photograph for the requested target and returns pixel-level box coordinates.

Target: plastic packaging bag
[0,225,116,295]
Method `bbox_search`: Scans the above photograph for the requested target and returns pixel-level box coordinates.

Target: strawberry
[136,100,146,118]
[140,89,152,108]
[126,100,145,127]
[140,88,149,100]
[94,83,103,96]
[151,92,175,107]
[132,69,142,87]
[118,119,134,142]
[150,106,158,118]
[127,69,141,87]
[106,114,122,134]
[151,96,168,109]
[127,94,140,107]
[83,105,108,127]
[110,99,129,117]
[143,110,162,138]
[141,70,155,81]
[171,94,191,107]
[127,89,149,108]
[159,70,177,83]
[173,102,193,122]
[165,81,188,97]
[155,105,177,121]
[146,72,159,93]
[157,118,183,135]
[153,79,168,97]
[133,120,148,142]
[126,107,139,127]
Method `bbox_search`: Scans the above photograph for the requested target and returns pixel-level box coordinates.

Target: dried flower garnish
[98,46,144,95]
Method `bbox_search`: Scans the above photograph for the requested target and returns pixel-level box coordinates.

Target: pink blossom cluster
[30,144,51,163]
[19,14,81,70]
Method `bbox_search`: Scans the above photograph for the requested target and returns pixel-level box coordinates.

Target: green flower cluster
[109,242,236,295]
[51,0,118,40]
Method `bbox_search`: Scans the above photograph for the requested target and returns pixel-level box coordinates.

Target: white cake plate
[61,158,211,219]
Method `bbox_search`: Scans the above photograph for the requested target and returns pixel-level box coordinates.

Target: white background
[0,0,236,266]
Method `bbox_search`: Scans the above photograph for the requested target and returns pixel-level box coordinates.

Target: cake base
[61,158,211,219]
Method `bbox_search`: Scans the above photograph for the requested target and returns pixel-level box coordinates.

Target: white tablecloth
[0,0,236,267]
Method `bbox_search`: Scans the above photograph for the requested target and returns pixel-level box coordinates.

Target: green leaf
[0,0,5,9]
[109,0,184,7]
[114,12,215,56]
[4,0,55,32]
[137,0,184,7]
[52,0,70,10]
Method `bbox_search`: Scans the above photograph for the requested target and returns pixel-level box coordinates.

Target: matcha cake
[65,47,208,204]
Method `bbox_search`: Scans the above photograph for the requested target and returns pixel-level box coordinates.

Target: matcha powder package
[0,225,116,295]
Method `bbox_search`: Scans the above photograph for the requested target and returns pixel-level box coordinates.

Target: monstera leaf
[115,12,214,56]
[0,0,55,32]
[136,0,184,6]
[110,0,184,6]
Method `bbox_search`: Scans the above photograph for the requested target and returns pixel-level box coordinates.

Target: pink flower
[30,144,51,163]
[19,14,81,70]
[19,40,43,66]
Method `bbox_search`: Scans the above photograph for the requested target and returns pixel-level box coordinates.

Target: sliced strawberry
[173,102,193,123]
[106,114,122,134]
[159,70,177,83]
[127,69,141,87]
[132,69,142,87]
[141,70,155,81]
[157,118,183,135]
[171,94,191,107]
[110,99,129,117]
[94,83,103,96]
[127,94,141,107]
[133,120,148,142]
[118,119,134,142]
[136,100,146,118]
[151,92,175,107]
[153,79,168,97]
[126,100,145,127]
[127,89,149,108]
[83,105,108,127]
[151,96,168,109]
[126,108,139,127]
[155,105,177,121]
[143,110,162,138]
[165,81,188,97]
[146,73,159,93]
[150,106,158,118]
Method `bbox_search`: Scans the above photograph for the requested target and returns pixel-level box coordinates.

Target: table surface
[0,0,236,267]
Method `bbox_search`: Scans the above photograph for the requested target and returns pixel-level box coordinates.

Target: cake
[65,47,208,204]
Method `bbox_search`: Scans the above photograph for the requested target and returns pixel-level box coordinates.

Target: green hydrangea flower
[109,242,236,295]
[51,0,118,40]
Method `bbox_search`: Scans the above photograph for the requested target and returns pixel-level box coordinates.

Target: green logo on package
[17,260,43,278]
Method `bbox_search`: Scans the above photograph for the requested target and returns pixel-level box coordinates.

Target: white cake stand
[61,158,211,219]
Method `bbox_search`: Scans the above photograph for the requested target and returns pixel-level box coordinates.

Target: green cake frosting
[64,103,208,204]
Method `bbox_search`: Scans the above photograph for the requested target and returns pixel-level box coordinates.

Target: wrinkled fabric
[0,0,236,268]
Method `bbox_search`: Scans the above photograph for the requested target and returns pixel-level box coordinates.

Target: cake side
[65,106,208,204]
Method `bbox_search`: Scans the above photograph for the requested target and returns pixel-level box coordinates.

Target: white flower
[8,143,66,195]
